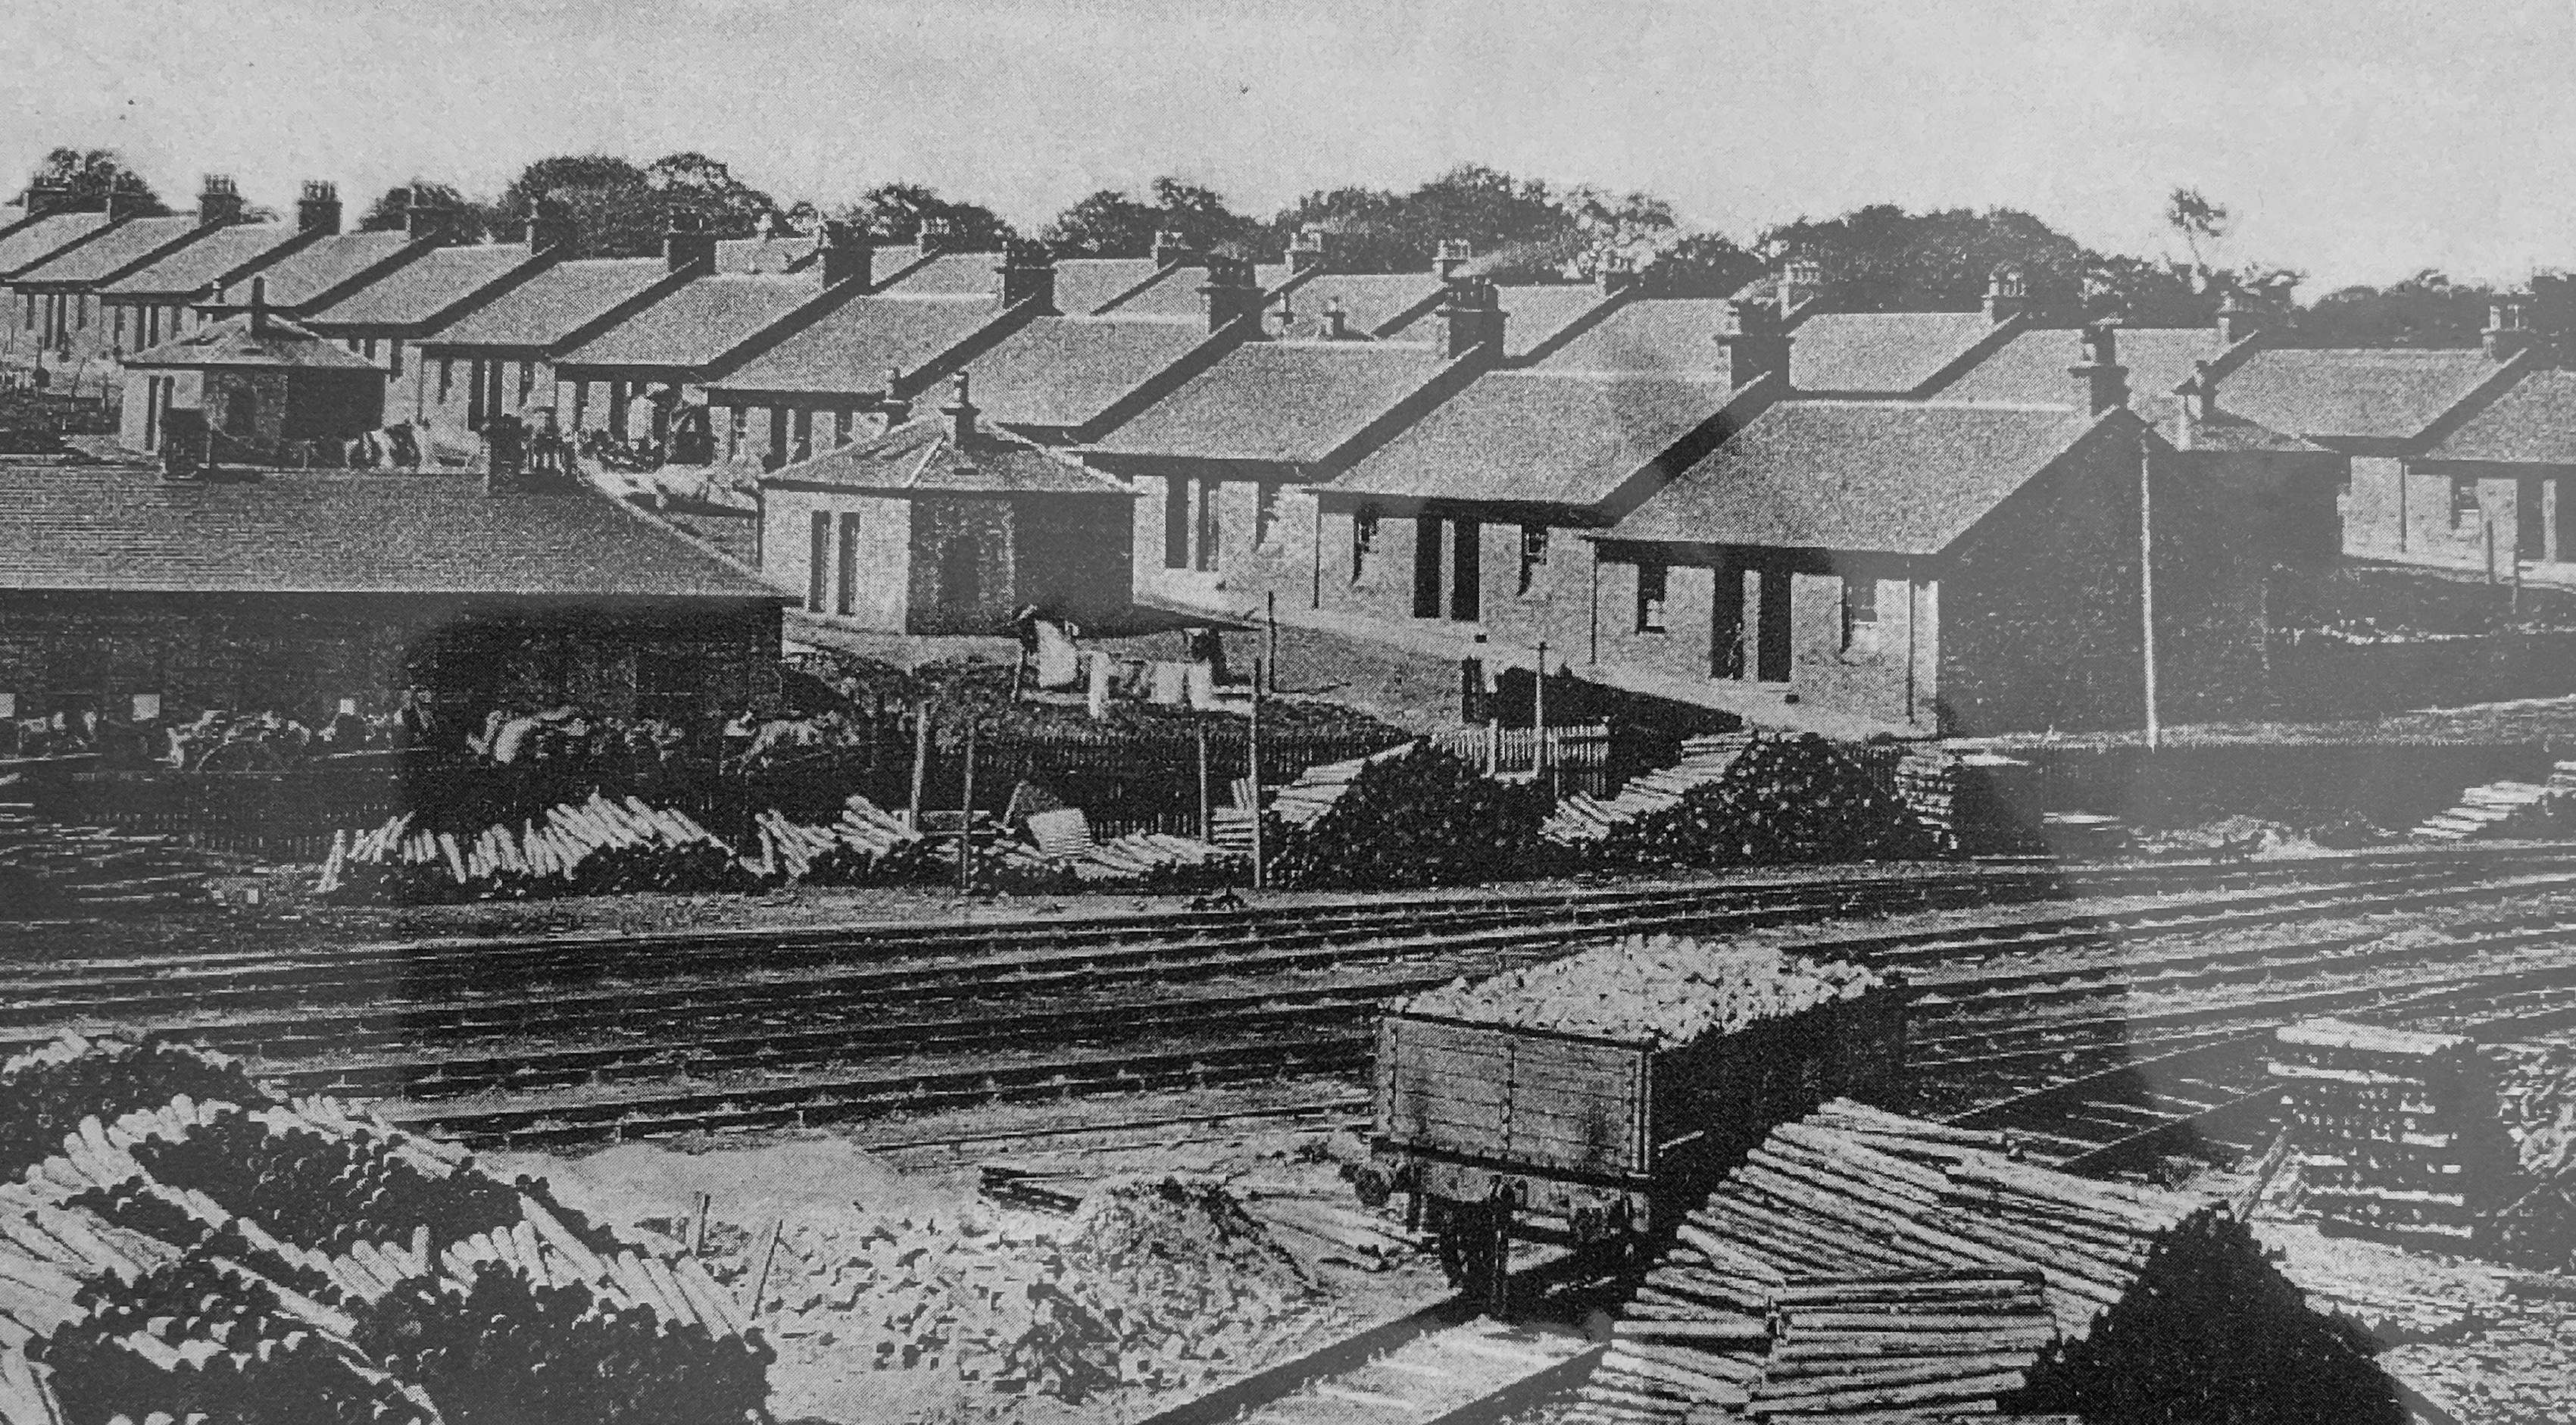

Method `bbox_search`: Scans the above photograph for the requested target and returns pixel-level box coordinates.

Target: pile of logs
[1569,1099,2377,1425]
[1066,831,1246,889]
[0,801,220,915]
[1541,733,1751,845]
[2406,774,2571,842]
[1267,743,1420,831]
[745,798,938,886]
[1265,745,1552,890]
[2270,1018,2521,1246]
[1588,733,1943,872]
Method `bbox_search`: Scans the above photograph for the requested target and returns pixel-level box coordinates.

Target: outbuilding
[119,283,386,464]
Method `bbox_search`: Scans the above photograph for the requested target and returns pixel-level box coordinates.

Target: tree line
[19,145,2558,348]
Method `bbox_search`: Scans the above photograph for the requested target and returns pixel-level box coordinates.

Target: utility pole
[1534,640,1550,795]
[1249,659,1266,891]
[954,720,979,893]
[2138,432,2160,751]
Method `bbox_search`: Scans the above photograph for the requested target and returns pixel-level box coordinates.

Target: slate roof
[0,211,113,277]
[12,216,211,286]
[422,258,667,350]
[717,234,814,275]
[557,273,821,372]
[876,249,1001,296]
[1085,340,1445,465]
[95,223,306,298]
[0,467,782,599]
[2217,347,2512,443]
[1055,258,1168,315]
[960,316,1211,431]
[767,413,1132,498]
[1928,326,2229,414]
[202,231,419,311]
[1270,273,1447,340]
[709,295,1005,396]
[1327,371,1736,508]
[1093,263,1216,319]
[2421,367,2576,464]
[123,312,384,371]
[2168,409,2334,455]
[300,243,536,330]
[1533,298,1731,374]
[1788,311,1995,392]
[1610,400,2094,554]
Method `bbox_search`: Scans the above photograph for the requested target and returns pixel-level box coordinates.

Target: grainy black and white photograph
[2,1,2574,1421]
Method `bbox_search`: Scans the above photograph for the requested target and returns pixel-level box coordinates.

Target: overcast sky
[2,0,2569,293]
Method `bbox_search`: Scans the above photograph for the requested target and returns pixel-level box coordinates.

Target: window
[1841,574,1881,649]
[1517,523,1549,594]
[836,514,862,615]
[388,339,403,378]
[517,361,535,406]
[362,338,378,361]
[2450,477,2481,530]
[1352,508,1382,580]
[1194,478,1221,571]
[1636,563,1669,634]
[75,295,86,331]
[807,511,831,611]
[1163,479,1190,569]
[112,305,125,347]
[19,294,31,331]
[437,359,453,403]
[1254,483,1282,550]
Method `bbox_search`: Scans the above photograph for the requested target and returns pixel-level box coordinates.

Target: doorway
[1450,518,1481,622]
[1413,515,1444,618]
[1756,569,1793,683]
[941,533,985,615]
[1712,562,1747,679]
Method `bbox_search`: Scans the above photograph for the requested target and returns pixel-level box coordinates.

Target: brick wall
[0,590,780,728]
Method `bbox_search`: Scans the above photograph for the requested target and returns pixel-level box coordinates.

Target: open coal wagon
[1369,936,1908,1308]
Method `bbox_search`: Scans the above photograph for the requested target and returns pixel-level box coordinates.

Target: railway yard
[8,840,2576,1422]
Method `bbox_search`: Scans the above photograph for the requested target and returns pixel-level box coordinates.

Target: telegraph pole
[2139,431,2160,751]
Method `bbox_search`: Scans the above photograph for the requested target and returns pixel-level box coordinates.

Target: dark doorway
[1413,515,1444,618]
[2520,478,2548,561]
[941,533,985,614]
[1712,562,1747,679]
[1450,518,1482,622]
[1756,568,1793,682]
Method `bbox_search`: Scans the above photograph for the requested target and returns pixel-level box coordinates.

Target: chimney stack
[403,189,451,242]
[2216,286,2262,347]
[1778,255,1824,321]
[20,178,70,220]
[1433,238,1474,280]
[1200,256,1265,334]
[820,220,876,289]
[663,209,717,277]
[1289,224,1329,274]
[1982,264,2028,326]
[296,180,342,236]
[105,183,145,223]
[1323,297,1352,341]
[1151,230,1196,270]
[1597,251,1640,297]
[1438,276,1506,360]
[196,174,245,228]
[879,367,912,429]
[248,277,271,337]
[525,199,577,259]
[2070,322,2130,415]
[997,239,1057,311]
[916,217,956,258]
[942,373,977,446]
[2484,295,2534,363]
[1719,298,1792,390]
[2173,358,2221,450]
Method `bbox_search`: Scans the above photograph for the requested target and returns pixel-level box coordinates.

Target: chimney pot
[1719,298,1792,390]
[1151,230,1196,269]
[1199,256,1263,334]
[1983,263,2028,325]
[20,178,70,220]
[1778,255,1825,320]
[296,180,342,236]
[1433,238,1473,280]
[1439,276,1505,360]
[2216,286,2263,346]
[2484,295,2534,362]
[942,373,976,445]
[820,220,876,289]
[196,174,245,228]
[403,189,452,242]
[1324,297,1350,340]
[1290,224,1329,273]
[997,239,1057,311]
[1598,252,1639,296]
[880,366,912,429]
[248,277,270,336]
[663,209,717,277]
[2070,322,2130,415]
[917,217,955,258]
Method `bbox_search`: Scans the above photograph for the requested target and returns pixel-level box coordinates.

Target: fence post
[907,702,931,830]
[1195,714,1212,842]
[955,719,978,892]
[1250,660,1266,891]
[1534,640,1550,793]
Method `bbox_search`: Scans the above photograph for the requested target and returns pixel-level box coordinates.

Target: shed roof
[1094,262,1217,319]
[709,295,1005,396]
[0,467,782,599]
[959,316,1212,431]
[1326,370,1738,508]
[13,216,211,286]
[1532,298,1731,374]
[876,249,1001,296]
[557,273,820,372]
[1928,325,2229,414]
[2421,367,2576,464]
[300,242,536,330]
[95,222,307,298]
[422,258,667,350]
[123,311,385,371]
[201,231,420,311]
[0,211,113,277]
[717,233,814,275]
[1609,399,2095,554]
[1270,273,1447,340]
[766,412,1132,498]
[1054,258,1168,315]
[2216,347,2508,442]
[1375,281,1610,358]
[1085,339,1445,465]
[1788,311,1994,392]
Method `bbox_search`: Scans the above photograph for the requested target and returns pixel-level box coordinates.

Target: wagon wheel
[1426,1196,1508,1301]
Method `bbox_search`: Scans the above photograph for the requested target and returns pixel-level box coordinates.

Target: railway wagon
[1372,952,1906,1305]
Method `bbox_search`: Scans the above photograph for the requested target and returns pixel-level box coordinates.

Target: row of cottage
[3,173,2570,739]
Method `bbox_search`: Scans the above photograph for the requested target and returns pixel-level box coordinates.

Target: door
[1450,519,1482,623]
[1413,516,1445,618]
[2520,478,2548,561]
[1712,561,1747,679]
[941,532,984,614]
[1756,568,1793,683]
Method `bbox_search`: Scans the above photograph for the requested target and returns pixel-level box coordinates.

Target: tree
[1640,232,1768,298]
[1264,164,1588,279]
[2285,270,2492,348]
[25,148,166,215]
[2163,186,2233,290]
[1041,176,1257,258]
[642,152,776,237]
[1756,204,2093,312]
[354,180,490,245]
[488,154,652,256]
[837,182,1013,248]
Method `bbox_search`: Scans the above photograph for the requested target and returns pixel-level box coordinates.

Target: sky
[2,0,2571,294]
